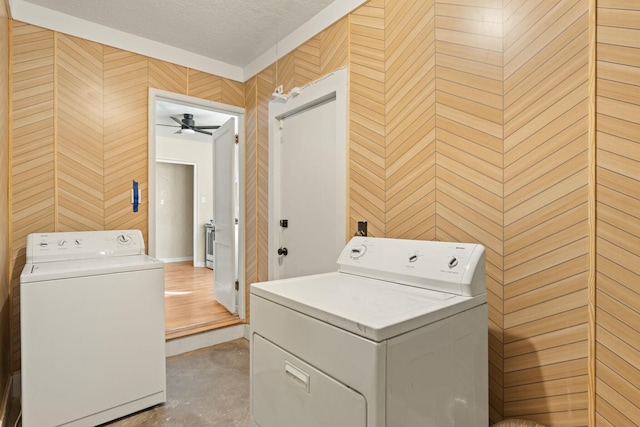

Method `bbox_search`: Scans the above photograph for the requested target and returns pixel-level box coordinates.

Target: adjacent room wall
[8,20,244,372]
[155,162,194,262]
[156,136,214,266]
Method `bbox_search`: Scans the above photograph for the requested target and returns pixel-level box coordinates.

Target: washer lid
[20,255,163,283]
[251,272,486,342]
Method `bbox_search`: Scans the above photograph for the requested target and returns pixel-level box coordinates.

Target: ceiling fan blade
[157,123,179,128]
[170,116,184,125]
[174,129,182,134]
[194,128,213,136]
[195,125,221,130]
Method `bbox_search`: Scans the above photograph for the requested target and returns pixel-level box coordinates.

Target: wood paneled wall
[8,21,243,371]
[433,0,504,420]
[387,0,436,241]
[503,0,590,425]
[350,1,386,237]
[595,0,640,425]
[0,1,10,399]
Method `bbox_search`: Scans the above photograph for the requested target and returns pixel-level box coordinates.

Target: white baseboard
[165,324,245,357]
[159,257,194,263]
[244,324,251,341]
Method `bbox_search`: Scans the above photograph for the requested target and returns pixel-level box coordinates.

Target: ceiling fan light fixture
[182,128,195,135]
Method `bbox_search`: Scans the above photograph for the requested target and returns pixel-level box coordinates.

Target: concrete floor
[10,338,250,427]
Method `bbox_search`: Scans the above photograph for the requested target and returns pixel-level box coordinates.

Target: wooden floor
[164,261,242,340]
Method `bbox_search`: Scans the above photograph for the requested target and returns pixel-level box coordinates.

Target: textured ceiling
[22,0,336,67]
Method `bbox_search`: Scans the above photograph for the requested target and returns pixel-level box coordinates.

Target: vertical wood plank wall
[595,0,640,425]
[8,21,244,371]
[0,2,10,396]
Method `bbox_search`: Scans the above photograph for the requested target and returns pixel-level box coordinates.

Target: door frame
[268,67,349,280]
[148,88,246,320]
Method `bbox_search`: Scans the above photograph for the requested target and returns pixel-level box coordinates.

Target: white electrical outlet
[274,84,284,94]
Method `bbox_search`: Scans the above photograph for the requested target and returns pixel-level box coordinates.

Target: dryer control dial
[447,256,459,268]
[117,234,132,245]
[350,245,367,259]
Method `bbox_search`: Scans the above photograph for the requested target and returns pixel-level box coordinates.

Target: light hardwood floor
[164,261,242,340]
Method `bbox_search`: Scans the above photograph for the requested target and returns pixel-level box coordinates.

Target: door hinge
[235,134,239,144]
[234,280,239,291]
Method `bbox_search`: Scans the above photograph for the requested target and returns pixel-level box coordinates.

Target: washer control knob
[39,241,48,247]
[448,256,459,268]
[117,234,132,244]
[350,245,366,259]
[58,239,68,247]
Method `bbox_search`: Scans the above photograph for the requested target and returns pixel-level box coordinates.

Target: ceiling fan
[158,113,220,135]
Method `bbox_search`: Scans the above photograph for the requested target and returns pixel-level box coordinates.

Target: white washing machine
[250,236,488,427]
[20,230,166,427]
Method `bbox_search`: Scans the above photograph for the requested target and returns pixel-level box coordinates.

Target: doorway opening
[148,89,245,340]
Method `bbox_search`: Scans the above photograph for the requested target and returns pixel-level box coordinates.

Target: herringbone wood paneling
[434,0,503,421]
[149,58,187,94]
[595,0,640,424]
[503,0,590,425]
[295,35,321,88]
[350,0,385,237]
[221,78,244,107]
[188,69,222,102]
[386,0,436,241]
[0,7,10,394]
[244,74,257,317]
[321,16,349,76]
[103,48,148,241]
[10,21,55,371]
[256,65,274,283]
[56,33,104,231]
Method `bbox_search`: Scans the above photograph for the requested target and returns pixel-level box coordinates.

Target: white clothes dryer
[250,236,488,427]
[20,230,166,427]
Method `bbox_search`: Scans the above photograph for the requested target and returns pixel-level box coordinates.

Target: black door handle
[277,247,288,256]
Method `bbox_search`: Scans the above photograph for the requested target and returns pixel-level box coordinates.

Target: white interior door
[268,69,348,281]
[276,99,340,279]
[213,118,236,313]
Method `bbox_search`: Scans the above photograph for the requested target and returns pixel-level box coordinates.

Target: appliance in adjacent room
[250,236,488,427]
[20,230,166,427]
[205,219,215,269]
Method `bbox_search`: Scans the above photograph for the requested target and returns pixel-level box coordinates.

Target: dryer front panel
[252,334,366,427]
